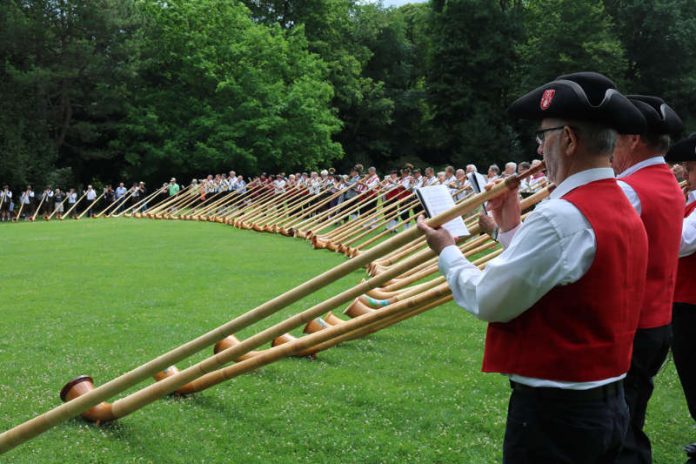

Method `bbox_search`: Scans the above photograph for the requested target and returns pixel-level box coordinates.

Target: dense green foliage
[0,219,690,462]
[2,0,695,187]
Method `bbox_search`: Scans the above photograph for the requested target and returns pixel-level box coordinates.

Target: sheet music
[416,185,469,238]
[467,172,488,194]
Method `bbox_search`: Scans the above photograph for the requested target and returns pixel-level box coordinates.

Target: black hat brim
[666,135,696,163]
[508,79,646,134]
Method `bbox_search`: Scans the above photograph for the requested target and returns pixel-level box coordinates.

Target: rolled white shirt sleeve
[680,209,696,258]
[498,223,521,249]
[438,200,596,323]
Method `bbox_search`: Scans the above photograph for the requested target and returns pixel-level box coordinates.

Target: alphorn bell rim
[59,376,93,402]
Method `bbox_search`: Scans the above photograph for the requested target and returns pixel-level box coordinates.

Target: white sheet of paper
[416,185,470,238]
[468,172,488,193]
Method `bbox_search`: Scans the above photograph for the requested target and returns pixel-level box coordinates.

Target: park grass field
[0,218,691,463]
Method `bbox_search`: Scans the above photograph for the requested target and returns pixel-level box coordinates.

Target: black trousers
[672,303,696,422]
[503,381,628,463]
[617,324,672,464]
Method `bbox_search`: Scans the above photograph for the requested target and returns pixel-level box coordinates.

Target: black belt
[510,380,623,401]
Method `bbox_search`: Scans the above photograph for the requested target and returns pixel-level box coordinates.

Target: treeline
[1,0,695,188]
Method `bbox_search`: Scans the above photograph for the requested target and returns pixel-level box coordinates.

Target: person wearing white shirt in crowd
[20,185,34,220]
[423,167,438,186]
[273,174,287,195]
[517,162,535,193]
[663,134,696,461]
[235,175,246,194]
[610,94,685,464]
[444,165,457,187]
[66,188,78,218]
[0,185,12,221]
[452,169,469,201]
[410,168,424,191]
[418,72,649,463]
[115,182,127,200]
[84,185,97,217]
[486,164,500,182]
[502,162,517,178]
[40,187,54,217]
[228,171,238,191]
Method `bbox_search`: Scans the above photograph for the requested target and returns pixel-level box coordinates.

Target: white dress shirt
[616,155,666,215]
[681,191,696,258]
[439,167,625,389]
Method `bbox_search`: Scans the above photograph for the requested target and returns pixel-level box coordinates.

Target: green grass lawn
[0,219,691,463]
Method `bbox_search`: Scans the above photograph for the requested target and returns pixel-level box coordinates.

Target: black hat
[508,71,646,134]
[665,133,696,163]
[626,95,683,135]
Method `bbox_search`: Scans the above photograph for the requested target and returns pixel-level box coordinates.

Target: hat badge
[540,89,555,111]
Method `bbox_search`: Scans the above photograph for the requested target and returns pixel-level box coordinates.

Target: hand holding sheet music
[415,185,470,238]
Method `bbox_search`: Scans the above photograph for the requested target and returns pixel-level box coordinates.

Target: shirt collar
[550,168,616,200]
[616,156,666,178]
[688,190,696,206]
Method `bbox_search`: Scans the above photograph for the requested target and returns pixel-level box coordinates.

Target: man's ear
[562,125,579,157]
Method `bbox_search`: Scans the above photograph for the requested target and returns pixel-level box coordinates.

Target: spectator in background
[168,178,180,197]
[487,164,500,182]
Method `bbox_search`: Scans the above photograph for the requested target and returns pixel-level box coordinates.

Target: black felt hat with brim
[666,134,696,163]
[508,71,646,134]
[626,95,683,135]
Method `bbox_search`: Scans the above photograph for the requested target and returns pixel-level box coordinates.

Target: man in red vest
[418,72,649,463]
[611,96,684,464]
[665,134,696,460]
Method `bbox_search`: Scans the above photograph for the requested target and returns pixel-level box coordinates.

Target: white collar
[688,190,696,206]
[550,168,615,200]
[616,156,665,178]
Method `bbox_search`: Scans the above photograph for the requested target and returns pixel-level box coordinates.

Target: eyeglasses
[535,126,567,145]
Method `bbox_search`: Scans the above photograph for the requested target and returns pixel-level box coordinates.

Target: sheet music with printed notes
[416,185,470,238]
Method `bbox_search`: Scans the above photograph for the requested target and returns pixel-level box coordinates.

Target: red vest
[482,179,648,381]
[675,201,696,304]
[621,163,684,328]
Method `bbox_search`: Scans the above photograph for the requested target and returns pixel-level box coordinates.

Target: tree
[120,0,342,180]
[0,0,142,187]
[427,0,524,168]
[604,0,696,131]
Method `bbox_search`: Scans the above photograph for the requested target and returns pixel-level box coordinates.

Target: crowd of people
[0,178,191,221]
[0,162,550,224]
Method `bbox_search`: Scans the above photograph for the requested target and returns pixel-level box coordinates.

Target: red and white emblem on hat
[540,89,555,111]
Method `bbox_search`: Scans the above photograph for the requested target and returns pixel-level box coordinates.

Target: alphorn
[62,192,88,220]
[119,187,166,217]
[0,162,544,453]
[77,192,106,220]
[46,196,69,221]
[30,195,46,222]
[142,185,193,217]
[12,198,26,222]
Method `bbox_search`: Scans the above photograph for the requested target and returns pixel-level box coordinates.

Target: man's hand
[478,212,497,237]
[417,215,455,254]
[485,180,520,232]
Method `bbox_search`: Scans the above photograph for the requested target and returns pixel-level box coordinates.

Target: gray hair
[643,133,671,154]
[571,120,618,156]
